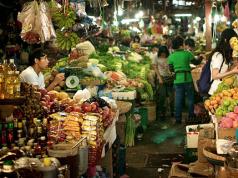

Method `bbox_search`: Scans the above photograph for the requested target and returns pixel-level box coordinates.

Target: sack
[197,58,224,96]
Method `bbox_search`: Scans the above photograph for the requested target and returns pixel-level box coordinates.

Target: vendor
[20,48,64,91]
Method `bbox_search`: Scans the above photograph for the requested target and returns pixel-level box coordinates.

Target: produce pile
[204,76,238,129]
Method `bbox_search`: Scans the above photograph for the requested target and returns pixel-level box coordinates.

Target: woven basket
[116,101,132,114]
[203,146,226,164]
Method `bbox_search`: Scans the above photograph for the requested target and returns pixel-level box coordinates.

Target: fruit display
[205,88,238,115]
[52,8,76,29]
[56,30,79,51]
[215,75,238,94]
[219,106,238,128]
[81,113,104,167]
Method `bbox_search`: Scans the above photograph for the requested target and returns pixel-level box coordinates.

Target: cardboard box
[215,123,237,154]
[217,128,236,141]
[186,123,214,148]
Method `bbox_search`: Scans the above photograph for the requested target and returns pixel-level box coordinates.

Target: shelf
[0,97,26,105]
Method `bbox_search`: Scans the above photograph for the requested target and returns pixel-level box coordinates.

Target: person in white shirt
[209,28,238,96]
[20,48,64,91]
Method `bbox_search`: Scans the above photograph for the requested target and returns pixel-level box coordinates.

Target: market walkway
[126,118,186,178]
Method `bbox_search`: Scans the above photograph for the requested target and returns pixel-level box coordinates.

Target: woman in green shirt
[168,36,201,124]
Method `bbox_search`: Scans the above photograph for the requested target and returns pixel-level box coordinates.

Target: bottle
[0,62,4,99]
[40,136,47,157]
[13,71,20,98]
[42,118,48,138]
[1,123,7,147]
[17,120,24,139]
[8,59,16,72]
[7,123,14,147]
[36,119,43,138]
[13,118,18,141]
[34,142,42,159]
[0,123,2,148]
[5,71,14,99]
[28,119,37,140]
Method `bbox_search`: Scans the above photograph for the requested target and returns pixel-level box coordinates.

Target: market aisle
[125,118,185,178]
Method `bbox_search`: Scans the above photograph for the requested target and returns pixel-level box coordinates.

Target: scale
[64,67,85,92]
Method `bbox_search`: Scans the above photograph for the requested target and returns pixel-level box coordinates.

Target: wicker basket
[116,101,132,114]
[203,146,226,165]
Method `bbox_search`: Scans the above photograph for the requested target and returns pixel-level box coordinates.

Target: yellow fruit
[223,75,235,85]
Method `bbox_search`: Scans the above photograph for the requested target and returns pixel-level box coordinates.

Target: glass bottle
[0,123,2,148]
[1,123,7,147]
[13,118,18,141]
[0,62,4,99]
[7,122,14,147]
[13,71,20,98]
[36,119,43,138]
[5,71,14,99]
[8,59,16,72]
[28,119,37,140]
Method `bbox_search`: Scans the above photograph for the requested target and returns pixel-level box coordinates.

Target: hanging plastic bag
[39,1,56,42]
[18,1,41,44]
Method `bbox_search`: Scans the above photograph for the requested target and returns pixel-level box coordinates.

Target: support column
[205,0,212,51]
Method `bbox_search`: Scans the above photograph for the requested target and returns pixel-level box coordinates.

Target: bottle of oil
[8,59,16,72]
[0,61,4,99]
[13,71,20,97]
[5,71,14,99]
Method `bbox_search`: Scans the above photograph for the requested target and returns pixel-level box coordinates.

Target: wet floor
[125,118,186,178]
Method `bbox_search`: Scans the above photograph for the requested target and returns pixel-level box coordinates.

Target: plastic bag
[73,88,91,102]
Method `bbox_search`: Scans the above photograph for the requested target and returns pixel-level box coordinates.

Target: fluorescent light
[174,13,192,17]
[121,19,139,25]
[175,18,181,22]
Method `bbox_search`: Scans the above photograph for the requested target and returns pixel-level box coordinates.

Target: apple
[91,102,98,112]
[81,102,92,113]
[73,106,81,112]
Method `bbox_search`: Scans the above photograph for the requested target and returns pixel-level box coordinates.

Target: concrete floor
[125,118,186,178]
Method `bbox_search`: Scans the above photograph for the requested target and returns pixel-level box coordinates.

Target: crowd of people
[138,28,238,125]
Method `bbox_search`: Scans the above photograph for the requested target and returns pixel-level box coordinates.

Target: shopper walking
[168,36,201,124]
[153,45,174,120]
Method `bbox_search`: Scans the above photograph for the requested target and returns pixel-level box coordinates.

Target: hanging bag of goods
[17,0,56,44]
